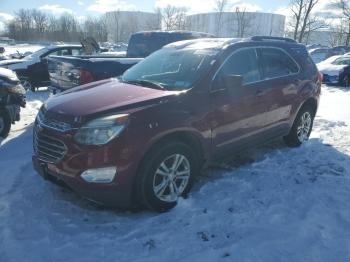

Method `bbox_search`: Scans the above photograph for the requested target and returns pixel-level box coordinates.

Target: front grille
[33,128,67,163]
[37,109,72,132]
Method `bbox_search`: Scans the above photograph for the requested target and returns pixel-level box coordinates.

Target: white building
[106,11,161,43]
[186,12,285,38]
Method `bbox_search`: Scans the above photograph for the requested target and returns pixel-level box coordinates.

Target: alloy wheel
[297,112,312,143]
[153,154,191,202]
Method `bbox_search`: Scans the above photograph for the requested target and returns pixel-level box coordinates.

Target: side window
[259,48,299,79]
[215,48,260,86]
[71,48,83,56]
[48,49,71,57]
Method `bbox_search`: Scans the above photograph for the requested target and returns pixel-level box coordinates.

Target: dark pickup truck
[48,31,215,92]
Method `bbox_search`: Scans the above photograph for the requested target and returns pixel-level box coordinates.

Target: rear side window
[71,48,83,56]
[127,33,169,58]
[259,48,299,79]
[47,48,70,57]
[216,48,260,85]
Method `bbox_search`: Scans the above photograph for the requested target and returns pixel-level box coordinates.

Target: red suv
[33,36,321,211]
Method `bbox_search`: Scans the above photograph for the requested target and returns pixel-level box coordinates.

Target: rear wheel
[343,75,350,87]
[284,106,315,147]
[0,108,11,138]
[136,142,199,212]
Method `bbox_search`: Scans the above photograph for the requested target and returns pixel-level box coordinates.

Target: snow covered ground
[0,85,350,262]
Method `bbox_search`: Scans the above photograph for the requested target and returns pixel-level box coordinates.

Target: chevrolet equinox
[33,36,321,211]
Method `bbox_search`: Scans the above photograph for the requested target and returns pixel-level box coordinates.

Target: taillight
[80,70,94,85]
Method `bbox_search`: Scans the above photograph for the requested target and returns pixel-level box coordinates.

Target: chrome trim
[33,127,67,164]
[36,110,73,133]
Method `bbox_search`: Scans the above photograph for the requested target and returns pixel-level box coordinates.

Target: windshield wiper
[123,79,165,90]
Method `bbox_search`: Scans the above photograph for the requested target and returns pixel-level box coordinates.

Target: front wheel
[284,106,315,147]
[136,142,199,212]
[0,108,11,138]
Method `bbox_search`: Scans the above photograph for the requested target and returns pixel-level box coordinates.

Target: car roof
[133,30,215,37]
[165,38,242,50]
[46,44,81,50]
[164,36,300,51]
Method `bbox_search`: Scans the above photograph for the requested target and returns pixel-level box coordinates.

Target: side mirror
[221,74,243,89]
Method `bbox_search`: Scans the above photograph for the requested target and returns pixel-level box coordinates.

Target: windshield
[332,57,350,65]
[121,48,218,91]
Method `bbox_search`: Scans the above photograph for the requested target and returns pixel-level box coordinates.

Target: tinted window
[71,48,83,56]
[127,33,169,58]
[332,57,350,65]
[47,48,71,57]
[216,48,260,85]
[259,48,299,79]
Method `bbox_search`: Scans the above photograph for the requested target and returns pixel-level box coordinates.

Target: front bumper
[32,125,142,208]
[32,155,134,207]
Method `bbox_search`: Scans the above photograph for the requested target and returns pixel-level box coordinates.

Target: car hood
[45,78,180,119]
[317,63,347,76]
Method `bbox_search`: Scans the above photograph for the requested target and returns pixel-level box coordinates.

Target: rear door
[256,47,300,133]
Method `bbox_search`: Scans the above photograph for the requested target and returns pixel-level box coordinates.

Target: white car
[317,55,350,86]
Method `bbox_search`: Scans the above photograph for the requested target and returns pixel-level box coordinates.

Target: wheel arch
[300,97,318,117]
[131,129,206,207]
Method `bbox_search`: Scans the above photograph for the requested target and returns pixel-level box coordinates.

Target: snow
[1,44,44,57]
[1,85,350,261]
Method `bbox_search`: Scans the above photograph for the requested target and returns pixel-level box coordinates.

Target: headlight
[74,114,129,145]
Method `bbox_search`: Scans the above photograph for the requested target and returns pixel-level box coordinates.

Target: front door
[210,48,268,155]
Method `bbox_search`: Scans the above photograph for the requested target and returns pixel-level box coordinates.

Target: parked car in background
[310,46,348,64]
[317,54,350,86]
[0,45,83,91]
[33,36,321,212]
[0,37,15,45]
[48,31,215,92]
[0,68,26,138]
[309,48,331,63]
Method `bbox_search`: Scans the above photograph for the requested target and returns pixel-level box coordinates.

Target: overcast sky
[0,0,341,31]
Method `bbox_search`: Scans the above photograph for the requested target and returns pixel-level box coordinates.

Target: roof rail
[251,36,297,43]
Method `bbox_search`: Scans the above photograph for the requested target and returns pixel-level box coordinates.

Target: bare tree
[304,16,328,44]
[235,7,252,37]
[109,10,122,42]
[214,0,228,36]
[336,0,350,46]
[82,16,107,42]
[159,5,188,30]
[31,10,47,40]
[290,0,320,42]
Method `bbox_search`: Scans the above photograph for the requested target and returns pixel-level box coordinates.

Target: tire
[0,108,11,138]
[20,79,34,92]
[136,141,199,212]
[343,75,350,87]
[284,105,315,147]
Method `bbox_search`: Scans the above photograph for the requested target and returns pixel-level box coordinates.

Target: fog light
[81,167,117,183]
